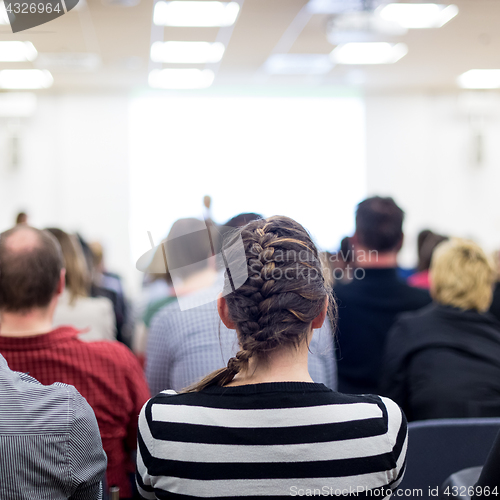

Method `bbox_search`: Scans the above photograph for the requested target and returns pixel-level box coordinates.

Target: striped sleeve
[68,387,108,500]
[136,400,157,500]
[380,396,408,491]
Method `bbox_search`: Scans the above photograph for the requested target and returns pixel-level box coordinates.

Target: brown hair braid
[184,215,336,392]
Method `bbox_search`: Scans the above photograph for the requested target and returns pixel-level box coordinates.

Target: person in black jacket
[334,196,431,394]
[380,238,500,421]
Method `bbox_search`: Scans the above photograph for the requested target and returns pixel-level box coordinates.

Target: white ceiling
[0,0,497,93]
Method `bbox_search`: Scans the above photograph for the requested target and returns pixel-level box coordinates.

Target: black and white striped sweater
[136,382,407,499]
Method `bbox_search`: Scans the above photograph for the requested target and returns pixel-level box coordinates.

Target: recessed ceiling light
[153,1,240,27]
[0,42,37,62]
[148,68,215,89]
[264,54,333,75]
[378,3,458,29]
[0,69,53,89]
[458,70,500,89]
[331,42,408,65]
[150,41,225,64]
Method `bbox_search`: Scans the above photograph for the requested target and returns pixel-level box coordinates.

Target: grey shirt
[0,354,107,500]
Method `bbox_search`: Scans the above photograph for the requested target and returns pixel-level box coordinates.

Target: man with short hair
[0,226,150,499]
[334,196,431,394]
[0,353,107,499]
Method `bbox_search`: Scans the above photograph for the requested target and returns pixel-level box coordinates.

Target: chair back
[441,466,483,500]
[399,418,500,500]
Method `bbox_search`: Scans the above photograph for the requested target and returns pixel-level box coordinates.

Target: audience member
[334,196,431,394]
[137,216,407,499]
[132,275,174,360]
[381,238,500,421]
[145,214,255,392]
[134,217,216,358]
[146,213,337,393]
[134,252,173,347]
[47,228,116,342]
[407,230,448,289]
[325,236,356,286]
[15,211,28,225]
[0,353,107,500]
[138,214,262,328]
[89,240,131,346]
[0,226,150,498]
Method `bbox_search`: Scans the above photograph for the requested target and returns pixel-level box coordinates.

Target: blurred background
[0,0,499,294]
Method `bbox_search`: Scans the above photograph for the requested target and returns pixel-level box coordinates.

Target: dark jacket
[380,303,500,421]
[334,268,431,394]
[488,282,500,322]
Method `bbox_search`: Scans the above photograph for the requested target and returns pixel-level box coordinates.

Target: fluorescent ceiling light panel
[0,42,37,62]
[0,69,53,89]
[458,70,500,89]
[265,54,333,75]
[148,68,215,89]
[150,41,225,64]
[331,42,408,65]
[154,1,240,27]
[378,3,458,29]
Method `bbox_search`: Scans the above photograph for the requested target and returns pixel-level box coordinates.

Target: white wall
[0,94,133,290]
[3,90,500,292]
[365,92,500,267]
[128,94,366,265]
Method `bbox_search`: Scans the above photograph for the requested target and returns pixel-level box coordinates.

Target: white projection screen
[129,94,366,263]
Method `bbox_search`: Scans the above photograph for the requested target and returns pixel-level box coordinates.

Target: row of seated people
[0,226,149,498]
[143,197,500,422]
[0,216,404,500]
[2,198,500,498]
[16,213,131,345]
[328,197,500,421]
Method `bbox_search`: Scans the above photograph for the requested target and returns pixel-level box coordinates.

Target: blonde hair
[45,228,90,305]
[430,238,495,312]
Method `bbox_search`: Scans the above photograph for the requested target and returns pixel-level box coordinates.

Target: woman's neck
[225,342,313,387]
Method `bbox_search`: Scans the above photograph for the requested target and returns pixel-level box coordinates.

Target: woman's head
[188,216,335,391]
[430,238,495,312]
[45,228,90,304]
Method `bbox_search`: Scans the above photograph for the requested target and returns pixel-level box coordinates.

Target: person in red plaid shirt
[0,225,150,499]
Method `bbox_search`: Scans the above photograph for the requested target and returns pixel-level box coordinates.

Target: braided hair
[184,216,336,392]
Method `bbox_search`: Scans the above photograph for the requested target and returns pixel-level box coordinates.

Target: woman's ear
[311,296,329,329]
[217,295,236,330]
